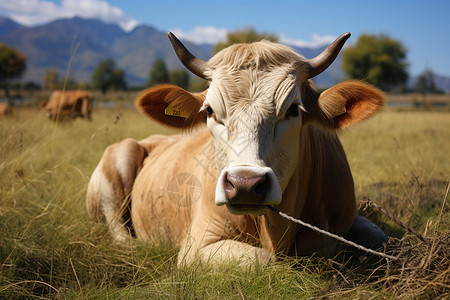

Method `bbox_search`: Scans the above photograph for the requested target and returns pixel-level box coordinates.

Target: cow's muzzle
[215,166,282,214]
[224,171,268,203]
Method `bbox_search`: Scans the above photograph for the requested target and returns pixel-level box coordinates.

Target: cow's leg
[199,240,275,266]
[344,215,387,249]
[81,98,92,120]
[178,239,275,267]
[86,138,148,242]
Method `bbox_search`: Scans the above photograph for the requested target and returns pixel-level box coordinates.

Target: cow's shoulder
[138,128,212,160]
[136,128,215,186]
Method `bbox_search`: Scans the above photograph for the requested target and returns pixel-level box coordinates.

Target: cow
[86,32,387,266]
[43,90,92,120]
[0,102,12,116]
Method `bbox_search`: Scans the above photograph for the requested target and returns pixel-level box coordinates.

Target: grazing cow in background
[87,32,387,266]
[43,90,92,120]
[0,102,12,116]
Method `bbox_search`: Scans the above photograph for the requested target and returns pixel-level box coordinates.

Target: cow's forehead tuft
[208,71,285,119]
[207,40,305,74]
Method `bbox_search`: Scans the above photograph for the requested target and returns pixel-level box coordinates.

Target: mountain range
[1,16,449,92]
[0,16,344,88]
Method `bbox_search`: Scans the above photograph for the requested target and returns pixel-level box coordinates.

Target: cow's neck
[256,125,327,254]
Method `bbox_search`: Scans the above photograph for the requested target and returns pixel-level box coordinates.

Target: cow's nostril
[254,174,269,196]
[224,173,238,199]
[226,176,235,189]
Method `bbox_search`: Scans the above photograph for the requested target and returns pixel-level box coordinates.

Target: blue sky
[1,0,449,76]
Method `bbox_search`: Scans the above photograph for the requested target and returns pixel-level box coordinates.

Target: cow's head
[137,32,384,215]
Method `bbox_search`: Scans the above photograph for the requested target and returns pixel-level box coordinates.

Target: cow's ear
[306,80,384,129]
[136,84,207,129]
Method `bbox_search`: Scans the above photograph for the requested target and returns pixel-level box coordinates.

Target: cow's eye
[206,106,214,117]
[286,104,299,118]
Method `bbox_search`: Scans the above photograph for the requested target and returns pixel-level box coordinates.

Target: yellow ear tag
[164,105,189,118]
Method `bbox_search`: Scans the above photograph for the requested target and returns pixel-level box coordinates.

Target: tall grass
[341,111,449,231]
[0,106,448,298]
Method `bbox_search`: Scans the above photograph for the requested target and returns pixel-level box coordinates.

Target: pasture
[0,99,449,298]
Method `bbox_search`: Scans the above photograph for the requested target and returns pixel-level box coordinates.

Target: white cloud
[170,26,228,44]
[0,0,138,31]
[280,33,337,48]
[0,2,334,48]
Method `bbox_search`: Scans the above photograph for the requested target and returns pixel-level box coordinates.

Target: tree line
[0,29,444,103]
[41,58,194,94]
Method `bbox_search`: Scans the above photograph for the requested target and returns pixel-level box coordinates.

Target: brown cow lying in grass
[87,32,387,266]
[43,90,92,120]
[0,102,12,116]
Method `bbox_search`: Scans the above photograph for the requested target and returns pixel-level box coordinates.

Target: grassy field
[0,104,449,299]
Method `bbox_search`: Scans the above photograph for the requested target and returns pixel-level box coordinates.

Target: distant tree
[44,68,83,90]
[169,69,189,89]
[213,27,278,54]
[77,81,89,90]
[111,69,127,91]
[148,59,169,87]
[23,81,41,91]
[342,34,408,91]
[92,58,127,94]
[64,78,79,90]
[0,43,26,106]
[44,68,60,90]
[414,69,440,108]
[188,77,209,93]
[414,69,437,94]
[92,59,114,93]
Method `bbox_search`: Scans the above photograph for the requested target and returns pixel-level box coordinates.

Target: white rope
[267,206,398,260]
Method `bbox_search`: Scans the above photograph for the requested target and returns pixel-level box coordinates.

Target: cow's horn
[168,32,208,80]
[306,32,351,78]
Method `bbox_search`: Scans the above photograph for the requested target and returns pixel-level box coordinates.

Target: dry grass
[385,231,449,298]
[0,105,448,298]
[381,180,449,298]
[386,93,450,105]
[335,108,450,298]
